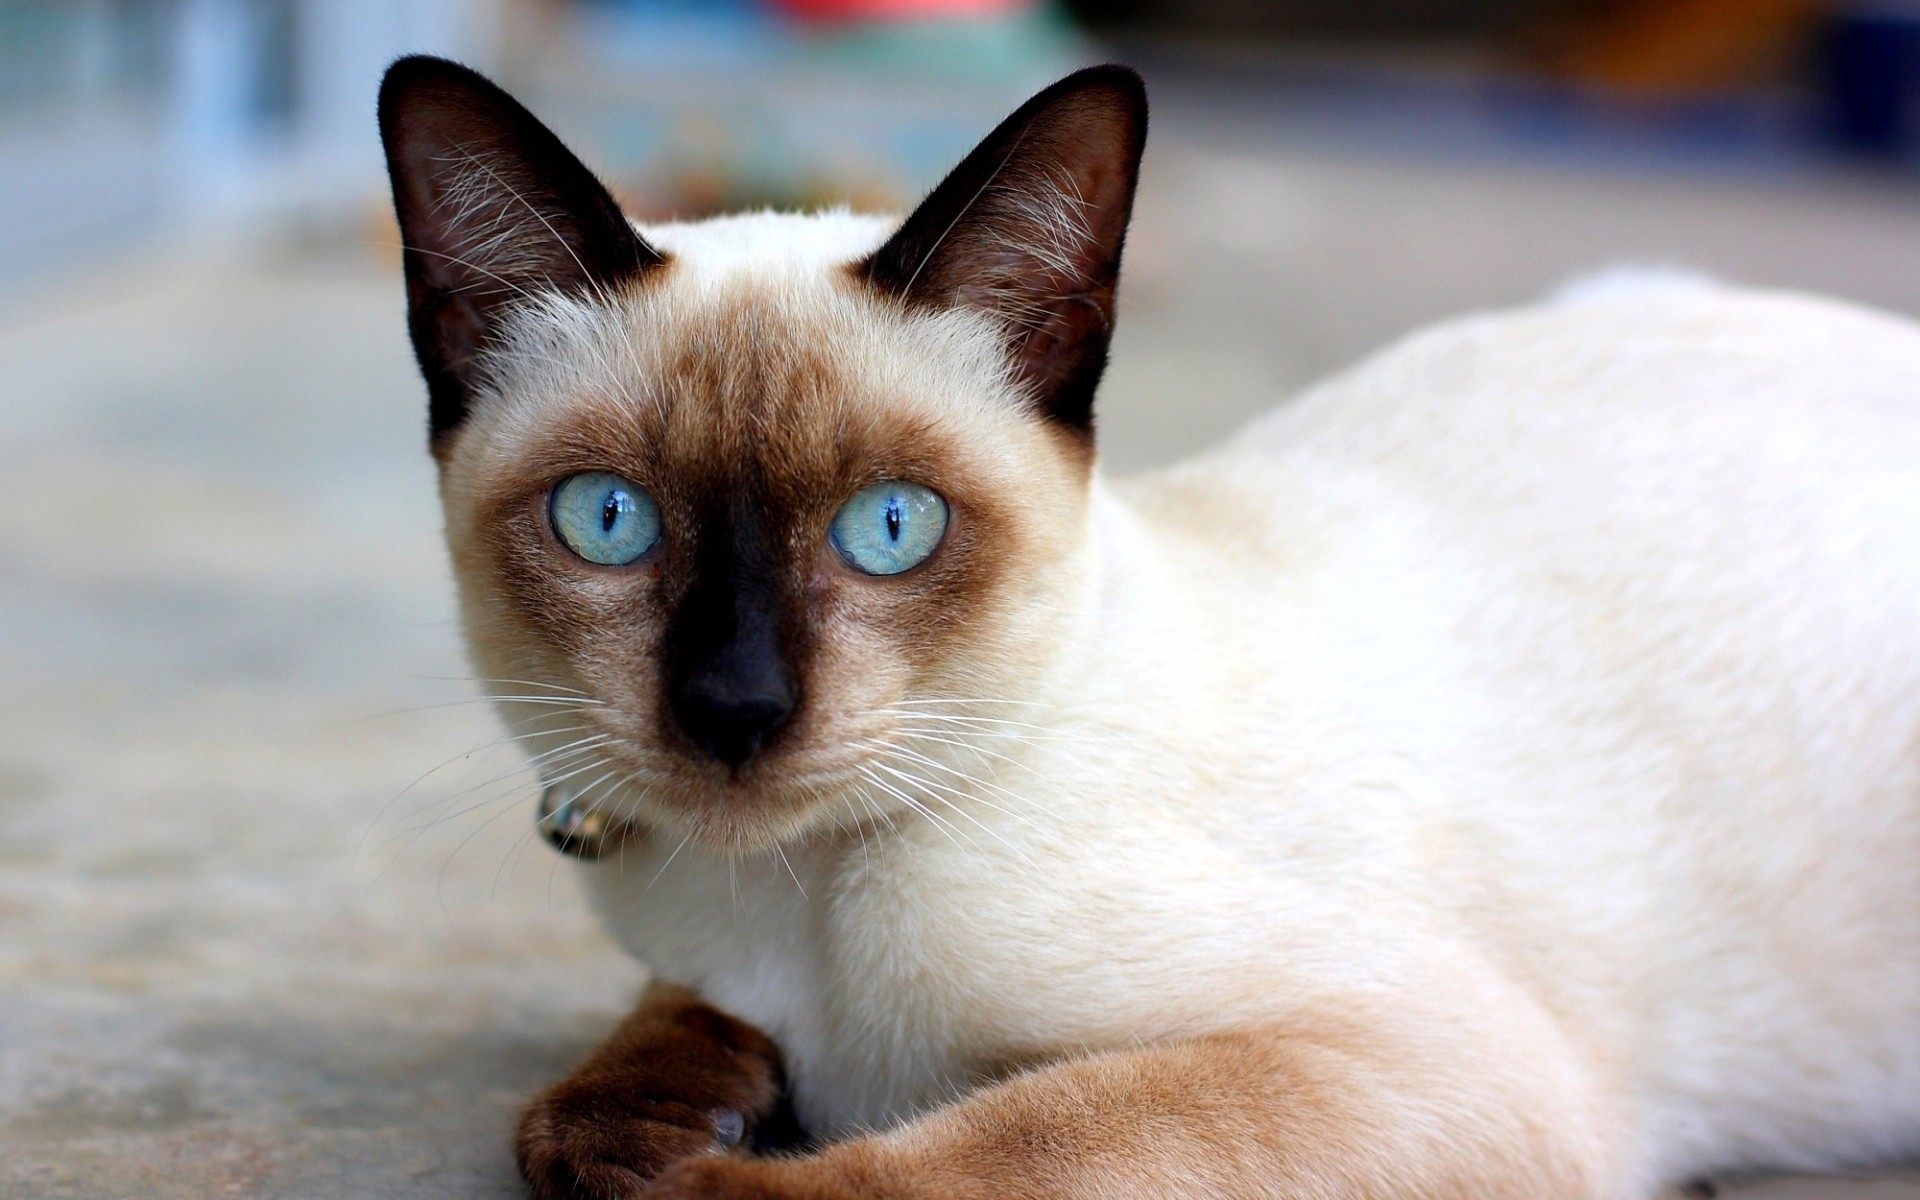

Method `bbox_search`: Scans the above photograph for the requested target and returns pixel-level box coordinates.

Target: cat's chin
[592,763,883,859]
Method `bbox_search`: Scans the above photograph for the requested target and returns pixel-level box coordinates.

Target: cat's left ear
[860,65,1147,436]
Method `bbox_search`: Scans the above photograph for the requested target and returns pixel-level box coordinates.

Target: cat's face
[380,58,1145,852]
[435,238,1097,850]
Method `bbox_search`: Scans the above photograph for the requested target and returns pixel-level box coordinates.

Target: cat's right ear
[378,56,664,449]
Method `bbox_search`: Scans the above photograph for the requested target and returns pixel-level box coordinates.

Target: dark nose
[671,660,796,770]
[664,501,800,771]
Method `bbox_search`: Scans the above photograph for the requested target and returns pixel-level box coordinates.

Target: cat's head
[379,57,1145,853]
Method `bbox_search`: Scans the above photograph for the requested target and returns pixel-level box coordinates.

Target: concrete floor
[2,122,1918,1196]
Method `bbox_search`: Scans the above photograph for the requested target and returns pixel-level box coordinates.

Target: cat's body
[591,261,1920,1187]
[380,58,1920,1200]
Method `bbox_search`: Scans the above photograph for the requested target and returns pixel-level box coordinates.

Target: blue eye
[830,481,948,576]
[550,472,661,566]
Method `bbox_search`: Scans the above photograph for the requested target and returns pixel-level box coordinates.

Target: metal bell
[536,783,614,860]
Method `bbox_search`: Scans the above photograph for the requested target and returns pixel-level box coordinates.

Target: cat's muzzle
[536,782,619,860]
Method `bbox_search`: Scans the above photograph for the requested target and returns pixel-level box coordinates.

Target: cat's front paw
[516,998,793,1200]
[516,1071,740,1199]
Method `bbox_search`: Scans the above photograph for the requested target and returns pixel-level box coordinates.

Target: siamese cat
[378,55,1920,1200]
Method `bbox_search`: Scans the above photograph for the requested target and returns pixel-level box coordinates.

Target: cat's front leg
[516,982,801,1200]
[643,1017,1621,1200]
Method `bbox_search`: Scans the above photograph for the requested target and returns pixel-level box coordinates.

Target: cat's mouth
[518,708,1028,858]
[515,723,885,857]
[530,769,827,860]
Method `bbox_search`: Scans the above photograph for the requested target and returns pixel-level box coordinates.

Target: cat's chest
[579,833,982,1137]
[576,809,1373,1139]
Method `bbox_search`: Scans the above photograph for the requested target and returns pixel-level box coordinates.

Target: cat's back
[1133,281,1920,630]
[1111,278,1920,916]
[1198,279,1920,531]
[1130,280,1920,780]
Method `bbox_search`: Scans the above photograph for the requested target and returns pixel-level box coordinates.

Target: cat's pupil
[602,494,622,533]
[885,498,902,542]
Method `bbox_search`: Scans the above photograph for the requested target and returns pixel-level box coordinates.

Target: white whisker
[855,763,971,853]
[642,831,695,898]
[874,742,1040,819]
[772,842,808,900]
[862,756,1034,865]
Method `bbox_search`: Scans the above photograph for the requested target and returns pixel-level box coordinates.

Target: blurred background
[3,2,1920,1197]
[9,0,1920,457]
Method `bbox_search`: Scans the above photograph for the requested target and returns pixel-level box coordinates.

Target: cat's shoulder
[1123,279,1920,558]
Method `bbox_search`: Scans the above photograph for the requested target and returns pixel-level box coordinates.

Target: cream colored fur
[458,212,1920,1195]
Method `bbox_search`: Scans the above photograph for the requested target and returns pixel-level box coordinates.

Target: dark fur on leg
[516,984,800,1200]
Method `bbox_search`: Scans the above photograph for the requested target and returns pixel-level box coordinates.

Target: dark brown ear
[378,55,664,448]
[859,65,1146,436]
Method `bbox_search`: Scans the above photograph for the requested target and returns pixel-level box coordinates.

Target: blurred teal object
[578,0,786,69]
[800,4,1083,84]
[580,0,1078,82]
[559,0,1086,214]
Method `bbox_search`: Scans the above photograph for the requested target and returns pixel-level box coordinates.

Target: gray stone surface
[0,245,647,1197]
[2,132,1917,1197]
